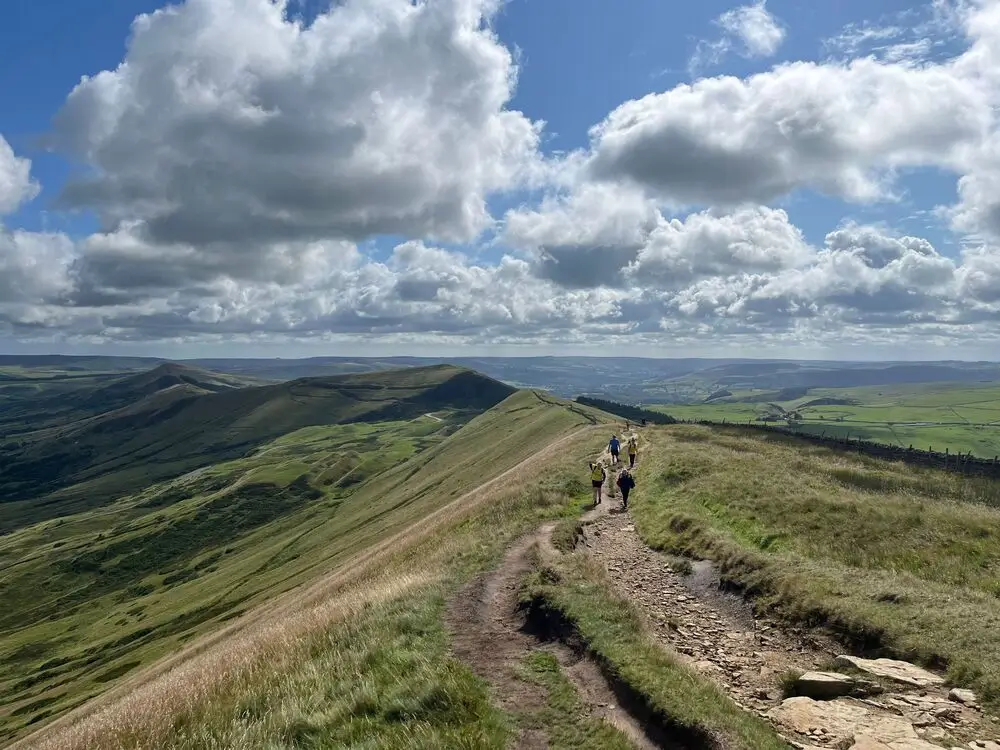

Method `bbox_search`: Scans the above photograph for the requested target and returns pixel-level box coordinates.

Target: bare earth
[445,521,663,750]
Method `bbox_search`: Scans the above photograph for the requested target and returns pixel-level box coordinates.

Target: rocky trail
[445,522,665,749]
[584,495,997,750]
[447,437,1000,750]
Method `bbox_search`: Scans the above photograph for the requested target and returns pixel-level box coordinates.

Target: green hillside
[0,382,603,745]
[0,364,515,531]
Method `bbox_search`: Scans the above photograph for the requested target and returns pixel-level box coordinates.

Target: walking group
[588,431,638,509]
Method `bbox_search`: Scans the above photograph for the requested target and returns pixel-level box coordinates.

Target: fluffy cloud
[504,194,811,288]
[690,1,786,72]
[502,184,661,287]
[0,136,38,215]
[578,0,1000,222]
[717,1,786,57]
[585,57,990,207]
[628,206,811,286]
[5,0,1000,355]
[53,0,542,251]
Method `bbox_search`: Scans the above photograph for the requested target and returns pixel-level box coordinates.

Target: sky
[1,0,1000,360]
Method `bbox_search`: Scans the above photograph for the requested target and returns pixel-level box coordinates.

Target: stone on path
[949,688,979,707]
[834,655,945,688]
[849,737,944,749]
[769,696,922,746]
[793,671,857,699]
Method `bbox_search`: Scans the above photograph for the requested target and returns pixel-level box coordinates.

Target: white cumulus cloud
[52,0,544,251]
[0,136,39,215]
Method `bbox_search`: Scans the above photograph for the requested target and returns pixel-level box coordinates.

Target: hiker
[589,461,606,505]
[617,468,636,510]
[627,436,638,468]
[608,434,621,464]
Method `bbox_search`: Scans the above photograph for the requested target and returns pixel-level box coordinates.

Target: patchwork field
[653,382,1000,457]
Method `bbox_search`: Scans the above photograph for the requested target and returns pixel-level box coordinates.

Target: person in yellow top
[589,461,607,505]
[627,436,638,468]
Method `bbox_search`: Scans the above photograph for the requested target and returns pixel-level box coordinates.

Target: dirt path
[582,507,833,709]
[446,521,663,750]
[449,433,1000,749]
[576,439,998,749]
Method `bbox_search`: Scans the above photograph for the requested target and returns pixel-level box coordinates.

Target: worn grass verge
[632,424,1000,708]
[517,650,634,749]
[521,554,790,750]
[150,585,513,750]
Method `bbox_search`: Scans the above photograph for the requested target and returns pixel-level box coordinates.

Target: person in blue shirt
[608,435,621,464]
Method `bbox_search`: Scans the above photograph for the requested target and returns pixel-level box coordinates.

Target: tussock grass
[632,424,1000,705]
[132,586,510,750]
[521,555,788,750]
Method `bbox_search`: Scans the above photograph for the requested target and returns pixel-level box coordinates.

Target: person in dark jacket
[617,469,635,510]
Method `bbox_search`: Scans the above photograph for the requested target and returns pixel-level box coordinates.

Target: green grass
[652,381,1000,457]
[630,424,1000,707]
[521,554,788,750]
[160,587,513,750]
[1,389,607,746]
[0,364,515,531]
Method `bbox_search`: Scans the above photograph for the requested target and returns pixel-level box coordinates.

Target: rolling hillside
[6,369,1000,749]
[0,364,515,531]
[0,382,611,747]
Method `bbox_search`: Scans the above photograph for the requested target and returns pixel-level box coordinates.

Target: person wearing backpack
[627,436,638,468]
[589,461,607,505]
[617,468,636,510]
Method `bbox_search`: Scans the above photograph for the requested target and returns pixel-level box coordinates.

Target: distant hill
[3,354,1000,405]
[0,362,259,438]
[80,362,255,411]
[0,364,514,530]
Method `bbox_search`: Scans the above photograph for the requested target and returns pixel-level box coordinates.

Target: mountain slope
[0,365,515,531]
[0,389,611,746]
[81,362,254,407]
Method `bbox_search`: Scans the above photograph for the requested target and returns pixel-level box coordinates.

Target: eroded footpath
[446,437,1000,750]
[581,460,1000,750]
[445,522,666,749]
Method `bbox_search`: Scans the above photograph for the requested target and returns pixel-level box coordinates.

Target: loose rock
[769,697,919,746]
[950,688,979,707]
[793,671,857,700]
[834,656,945,688]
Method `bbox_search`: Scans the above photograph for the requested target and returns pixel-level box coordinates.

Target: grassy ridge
[630,424,1000,706]
[19,392,613,749]
[2,390,605,746]
[0,365,515,531]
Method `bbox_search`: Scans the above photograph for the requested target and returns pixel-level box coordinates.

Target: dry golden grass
[18,421,605,750]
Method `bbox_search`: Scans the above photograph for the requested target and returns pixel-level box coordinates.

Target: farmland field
[651,381,1000,457]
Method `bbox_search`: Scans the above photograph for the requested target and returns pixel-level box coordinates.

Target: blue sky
[0,0,961,245]
[0,0,997,358]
